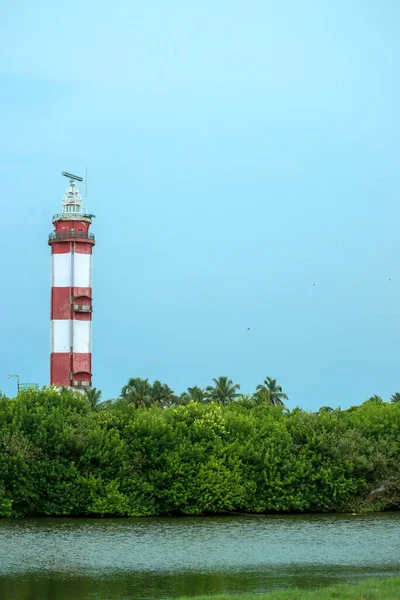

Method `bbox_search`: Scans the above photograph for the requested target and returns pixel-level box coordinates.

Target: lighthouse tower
[48,172,95,389]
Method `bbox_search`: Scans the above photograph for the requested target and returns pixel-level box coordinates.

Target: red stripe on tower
[48,172,96,390]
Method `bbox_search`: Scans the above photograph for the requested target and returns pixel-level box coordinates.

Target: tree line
[87,375,289,411]
[0,378,399,517]
[86,375,400,413]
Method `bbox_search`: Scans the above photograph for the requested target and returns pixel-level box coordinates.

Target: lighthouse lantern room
[48,172,95,389]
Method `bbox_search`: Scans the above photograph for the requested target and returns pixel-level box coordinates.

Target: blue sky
[1,0,399,409]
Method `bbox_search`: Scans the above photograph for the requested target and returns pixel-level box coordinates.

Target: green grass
[178,577,400,600]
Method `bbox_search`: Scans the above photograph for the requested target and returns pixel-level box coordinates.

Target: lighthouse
[48,172,95,389]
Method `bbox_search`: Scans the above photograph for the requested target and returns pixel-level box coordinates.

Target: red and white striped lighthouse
[48,172,95,389]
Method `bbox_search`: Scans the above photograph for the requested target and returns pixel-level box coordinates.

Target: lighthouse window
[65,204,79,214]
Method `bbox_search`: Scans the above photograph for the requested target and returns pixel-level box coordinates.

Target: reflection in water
[0,514,399,599]
[2,567,400,600]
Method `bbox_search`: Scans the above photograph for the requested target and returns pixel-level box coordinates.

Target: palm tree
[390,392,400,404]
[179,386,206,405]
[177,393,191,406]
[85,387,103,411]
[187,386,206,403]
[363,395,383,405]
[205,376,240,405]
[179,386,208,405]
[318,406,334,414]
[150,380,177,408]
[256,377,288,406]
[254,388,273,406]
[121,377,152,409]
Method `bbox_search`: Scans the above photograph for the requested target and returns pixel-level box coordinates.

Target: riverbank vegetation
[0,377,399,517]
[179,577,400,599]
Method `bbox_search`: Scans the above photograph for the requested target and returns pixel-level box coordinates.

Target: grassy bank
[179,577,400,600]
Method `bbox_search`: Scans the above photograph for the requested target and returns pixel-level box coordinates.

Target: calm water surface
[0,514,399,599]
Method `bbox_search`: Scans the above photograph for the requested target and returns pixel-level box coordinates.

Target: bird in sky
[366,481,395,502]
[247,327,250,331]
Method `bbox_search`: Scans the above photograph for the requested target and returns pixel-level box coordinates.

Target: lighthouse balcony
[52,213,94,222]
[48,231,95,244]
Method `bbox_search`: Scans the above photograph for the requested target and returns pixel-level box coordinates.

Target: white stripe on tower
[52,253,71,287]
[52,252,92,289]
[49,174,95,389]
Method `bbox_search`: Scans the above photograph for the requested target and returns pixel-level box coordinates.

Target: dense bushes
[0,388,399,517]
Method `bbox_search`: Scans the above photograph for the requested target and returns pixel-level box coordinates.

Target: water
[0,513,399,599]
